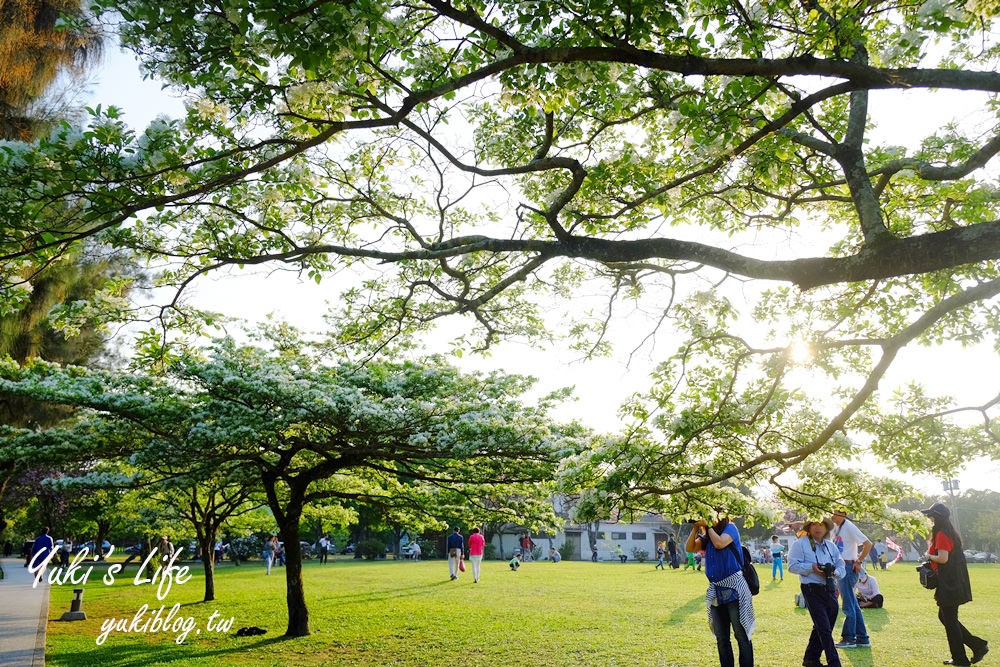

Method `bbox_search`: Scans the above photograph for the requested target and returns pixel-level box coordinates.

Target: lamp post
[942,478,961,534]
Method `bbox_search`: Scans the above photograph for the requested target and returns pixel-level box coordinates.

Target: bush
[483,543,498,560]
[558,541,574,561]
[227,535,262,563]
[417,540,438,559]
[358,538,386,560]
[631,547,649,563]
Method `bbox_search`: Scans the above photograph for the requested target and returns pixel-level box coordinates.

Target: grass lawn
[45,557,999,667]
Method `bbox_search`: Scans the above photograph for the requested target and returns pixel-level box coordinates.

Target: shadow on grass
[860,607,889,632]
[666,594,708,624]
[321,580,452,607]
[842,648,875,667]
[46,634,293,667]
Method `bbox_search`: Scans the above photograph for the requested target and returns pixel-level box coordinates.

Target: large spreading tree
[1,2,998,519]
[0,336,577,635]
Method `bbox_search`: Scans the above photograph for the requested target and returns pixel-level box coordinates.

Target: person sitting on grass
[509,552,522,571]
[855,570,883,609]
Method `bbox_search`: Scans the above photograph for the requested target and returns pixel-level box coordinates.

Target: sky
[81,43,1000,497]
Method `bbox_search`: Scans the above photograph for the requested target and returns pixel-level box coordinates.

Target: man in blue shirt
[29,526,55,574]
[788,518,847,667]
[446,527,464,581]
[687,517,755,667]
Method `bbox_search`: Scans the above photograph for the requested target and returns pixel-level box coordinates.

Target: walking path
[0,557,48,667]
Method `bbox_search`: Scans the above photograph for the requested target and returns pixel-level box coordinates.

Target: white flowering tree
[1,2,999,532]
[0,338,576,636]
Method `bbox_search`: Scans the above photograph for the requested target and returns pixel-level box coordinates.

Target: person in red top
[922,502,989,666]
[468,527,486,583]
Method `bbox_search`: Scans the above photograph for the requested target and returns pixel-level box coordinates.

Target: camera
[686,519,700,524]
[818,562,837,591]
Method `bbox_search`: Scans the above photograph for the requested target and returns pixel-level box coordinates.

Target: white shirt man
[831,510,872,648]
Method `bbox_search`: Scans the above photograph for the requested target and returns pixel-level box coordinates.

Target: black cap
[921,502,950,519]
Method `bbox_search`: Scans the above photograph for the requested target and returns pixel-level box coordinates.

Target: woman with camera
[922,502,989,666]
[788,518,846,667]
[686,517,755,667]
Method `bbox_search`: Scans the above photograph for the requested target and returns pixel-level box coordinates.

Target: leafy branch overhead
[2,1,998,320]
[0,2,998,522]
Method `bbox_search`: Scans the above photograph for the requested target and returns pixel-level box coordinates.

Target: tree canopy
[0,335,579,634]
[1,2,998,522]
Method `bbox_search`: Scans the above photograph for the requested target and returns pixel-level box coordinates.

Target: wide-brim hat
[921,502,950,520]
[802,517,835,534]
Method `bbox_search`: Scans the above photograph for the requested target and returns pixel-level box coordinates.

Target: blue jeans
[709,600,754,667]
[838,563,869,643]
[772,556,783,579]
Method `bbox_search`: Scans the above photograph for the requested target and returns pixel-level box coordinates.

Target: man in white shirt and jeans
[831,509,873,649]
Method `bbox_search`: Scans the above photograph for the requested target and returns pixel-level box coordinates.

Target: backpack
[729,542,760,595]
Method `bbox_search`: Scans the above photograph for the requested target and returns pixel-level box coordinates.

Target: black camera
[686,519,700,524]
[818,562,837,591]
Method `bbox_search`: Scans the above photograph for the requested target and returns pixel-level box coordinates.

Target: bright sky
[85,44,1000,496]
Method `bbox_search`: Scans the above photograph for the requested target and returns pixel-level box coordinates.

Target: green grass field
[45,557,998,667]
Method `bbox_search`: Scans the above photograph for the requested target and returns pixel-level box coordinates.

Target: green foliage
[630,547,649,562]
[358,538,386,560]
[2,0,999,560]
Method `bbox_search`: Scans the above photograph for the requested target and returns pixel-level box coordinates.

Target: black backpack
[729,542,760,595]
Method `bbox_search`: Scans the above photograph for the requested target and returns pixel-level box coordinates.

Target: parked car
[275,541,313,558]
[73,540,96,554]
[970,551,996,563]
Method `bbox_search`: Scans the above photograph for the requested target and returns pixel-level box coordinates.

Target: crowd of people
[679,503,989,667]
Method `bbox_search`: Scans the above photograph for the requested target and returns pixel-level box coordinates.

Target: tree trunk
[198,534,216,602]
[280,525,310,636]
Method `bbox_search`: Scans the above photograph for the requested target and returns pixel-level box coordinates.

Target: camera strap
[809,537,834,565]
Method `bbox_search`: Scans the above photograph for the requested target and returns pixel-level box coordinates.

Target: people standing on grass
[156,535,175,570]
[262,535,278,575]
[686,516,755,667]
[830,509,873,649]
[656,541,666,570]
[59,537,73,571]
[447,526,464,581]
[468,527,485,583]
[520,533,535,562]
[318,533,330,564]
[770,535,785,581]
[788,517,845,667]
[869,538,882,569]
[922,501,989,666]
[667,533,679,568]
